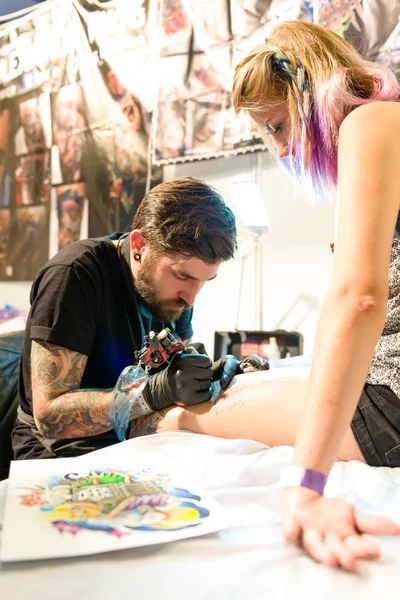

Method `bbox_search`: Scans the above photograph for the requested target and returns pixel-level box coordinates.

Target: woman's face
[248,104,291,159]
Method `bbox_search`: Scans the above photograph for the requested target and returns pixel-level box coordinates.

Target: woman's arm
[293,102,400,473]
[281,102,400,569]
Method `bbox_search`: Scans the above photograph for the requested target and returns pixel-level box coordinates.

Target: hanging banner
[58,0,162,238]
[0,0,160,282]
[0,0,399,280]
[153,0,267,165]
[154,0,400,165]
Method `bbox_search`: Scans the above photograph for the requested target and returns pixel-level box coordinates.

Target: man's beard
[134,253,189,322]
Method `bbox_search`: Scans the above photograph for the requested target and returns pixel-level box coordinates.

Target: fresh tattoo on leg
[211,372,287,413]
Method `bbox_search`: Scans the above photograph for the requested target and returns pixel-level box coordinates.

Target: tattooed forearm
[31,340,89,399]
[38,389,114,440]
[128,410,167,439]
[31,340,113,440]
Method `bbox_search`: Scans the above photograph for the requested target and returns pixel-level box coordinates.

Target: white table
[1,431,400,600]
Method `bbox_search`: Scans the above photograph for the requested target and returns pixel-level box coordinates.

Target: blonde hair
[233,20,399,197]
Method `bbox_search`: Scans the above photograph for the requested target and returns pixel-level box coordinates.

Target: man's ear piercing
[134,253,141,261]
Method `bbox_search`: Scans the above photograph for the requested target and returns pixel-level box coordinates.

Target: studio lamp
[228,179,270,331]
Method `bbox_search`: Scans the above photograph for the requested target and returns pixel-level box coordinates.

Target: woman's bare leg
[154,367,365,463]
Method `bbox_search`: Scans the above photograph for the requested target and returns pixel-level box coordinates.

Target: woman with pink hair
[129,18,400,571]
[229,19,400,569]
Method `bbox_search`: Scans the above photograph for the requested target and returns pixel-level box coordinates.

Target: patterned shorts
[351,384,400,467]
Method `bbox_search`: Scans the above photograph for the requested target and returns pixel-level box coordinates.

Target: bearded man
[12,177,267,460]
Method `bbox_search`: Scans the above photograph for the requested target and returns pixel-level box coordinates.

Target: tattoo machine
[109,328,186,441]
[134,328,185,369]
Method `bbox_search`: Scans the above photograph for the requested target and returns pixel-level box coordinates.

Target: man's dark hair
[132,177,237,263]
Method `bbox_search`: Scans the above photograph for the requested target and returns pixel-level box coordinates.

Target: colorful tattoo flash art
[87,62,162,235]
[21,468,208,535]
[0,209,10,274]
[53,84,86,184]
[155,55,187,160]
[230,0,273,38]
[186,98,225,155]
[91,123,150,234]
[56,183,87,250]
[314,0,363,36]
[14,94,52,156]
[1,456,232,562]
[190,0,231,51]
[161,0,192,55]
[13,206,48,280]
[377,18,400,80]
[15,153,50,205]
[0,108,10,205]
[155,49,246,164]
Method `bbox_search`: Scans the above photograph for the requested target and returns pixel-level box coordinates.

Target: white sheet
[1,432,400,600]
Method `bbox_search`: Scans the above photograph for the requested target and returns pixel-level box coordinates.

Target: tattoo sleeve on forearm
[128,410,166,439]
[31,340,113,440]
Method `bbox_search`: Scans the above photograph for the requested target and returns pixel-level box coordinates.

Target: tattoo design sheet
[1,453,234,562]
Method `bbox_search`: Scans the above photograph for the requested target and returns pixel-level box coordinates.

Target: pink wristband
[279,466,328,496]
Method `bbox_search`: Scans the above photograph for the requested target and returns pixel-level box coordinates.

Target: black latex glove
[211,354,269,390]
[143,352,213,410]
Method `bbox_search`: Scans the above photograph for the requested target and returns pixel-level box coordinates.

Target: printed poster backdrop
[56,183,88,252]
[0,0,161,282]
[153,0,400,164]
[0,0,399,280]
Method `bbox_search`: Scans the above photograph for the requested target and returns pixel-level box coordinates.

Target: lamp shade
[228,180,270,230]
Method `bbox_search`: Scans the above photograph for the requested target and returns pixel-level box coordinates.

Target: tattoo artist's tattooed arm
[127,410,167,439]
[31,340,113,440]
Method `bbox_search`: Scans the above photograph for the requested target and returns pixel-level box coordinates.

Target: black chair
[0,330,24,480]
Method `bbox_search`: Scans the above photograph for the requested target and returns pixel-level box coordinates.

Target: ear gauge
[134,253,141,261]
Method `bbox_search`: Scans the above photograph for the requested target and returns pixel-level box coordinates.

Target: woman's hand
[281,486,400,570]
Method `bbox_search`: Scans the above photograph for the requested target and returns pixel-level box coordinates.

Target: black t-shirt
[13,234,193,459]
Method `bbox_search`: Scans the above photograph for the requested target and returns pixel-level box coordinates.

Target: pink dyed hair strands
[271,55,400,201]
